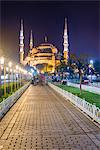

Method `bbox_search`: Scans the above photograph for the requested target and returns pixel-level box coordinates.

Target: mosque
[19,18,69,73]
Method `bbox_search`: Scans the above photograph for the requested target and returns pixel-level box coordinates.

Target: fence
[0,82,30,120]
[48,82,100,124]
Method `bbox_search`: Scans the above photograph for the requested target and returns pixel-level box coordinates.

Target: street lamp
[16,65,19,89]
[10,68,13,93]
[8,61,12,93]
[11,67,15,92]
[0,57,4,97]
[19,67,22,87]
[6,67,9,94]
[0,57,6,97]
[0,57,4,65]
[8,61,12,68]
[89,60,94,83]
[13,69,16,91]
[90,60,93,65]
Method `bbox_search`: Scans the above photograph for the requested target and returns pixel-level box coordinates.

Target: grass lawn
[57,84,100,108]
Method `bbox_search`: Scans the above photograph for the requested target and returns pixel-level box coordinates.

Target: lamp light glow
[0,57,4,65]
[8,62,12,68]
[90,60,93,65]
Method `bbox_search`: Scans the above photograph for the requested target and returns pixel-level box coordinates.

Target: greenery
[57,84,100,108]
[56,53,92,93]
[0,81,26,103]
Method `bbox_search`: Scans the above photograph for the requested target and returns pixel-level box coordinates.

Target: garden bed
[0,81,28,103]
[57,84,100,108]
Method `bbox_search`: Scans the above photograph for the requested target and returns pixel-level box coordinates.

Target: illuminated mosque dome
[34,43,58,54]
[25,42,60,73]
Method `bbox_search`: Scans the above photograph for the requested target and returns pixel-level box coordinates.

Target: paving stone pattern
[0,85,100,150]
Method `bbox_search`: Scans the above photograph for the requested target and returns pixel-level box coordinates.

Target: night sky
[0,1,100,62]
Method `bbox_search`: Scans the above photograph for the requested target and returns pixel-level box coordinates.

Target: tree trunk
[80,74,82,94]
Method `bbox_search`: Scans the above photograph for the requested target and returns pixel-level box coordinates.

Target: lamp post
[13,69,16,91]
[7,67,10,94]
[13,69,15,92]
[0,64,1,97]
[21,69,24,86]
[89,60,94,83]
[12,68,14,92]
[16,65,19,89]
[4,63,6,97]
[10,68,13,93]
[90,60,94,66]
[0,57,6,97]
[0,57,4,97]
[8,62,12,93]
[6,67,9,95]
[18,67,20,88]
[19,67,21,88]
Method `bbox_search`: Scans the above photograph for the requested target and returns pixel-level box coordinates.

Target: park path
[0,85,100,150]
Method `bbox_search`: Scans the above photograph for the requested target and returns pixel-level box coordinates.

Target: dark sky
[0,1,100,62]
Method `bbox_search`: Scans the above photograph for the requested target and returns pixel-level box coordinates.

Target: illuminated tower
[19,19,24,64]
[44,36,48,43]
[29,30,33,50]
[63,18,69,63]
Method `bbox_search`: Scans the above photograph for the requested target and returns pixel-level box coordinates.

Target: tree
[56,52,67,77]
[69,53,89,94]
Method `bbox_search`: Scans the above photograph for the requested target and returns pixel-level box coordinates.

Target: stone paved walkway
[0,85,100,150]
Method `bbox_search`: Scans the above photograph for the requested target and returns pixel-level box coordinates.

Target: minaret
[44,36,48,43]
[29,30,33,50]
[19,19,24,64]
[63,18,69,63]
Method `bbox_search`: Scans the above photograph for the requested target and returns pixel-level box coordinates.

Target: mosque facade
[19,18,69,73]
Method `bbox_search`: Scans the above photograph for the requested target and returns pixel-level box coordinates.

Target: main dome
[35,43,58,54]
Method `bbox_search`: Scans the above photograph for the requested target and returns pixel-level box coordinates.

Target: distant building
[19,18,69,73]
